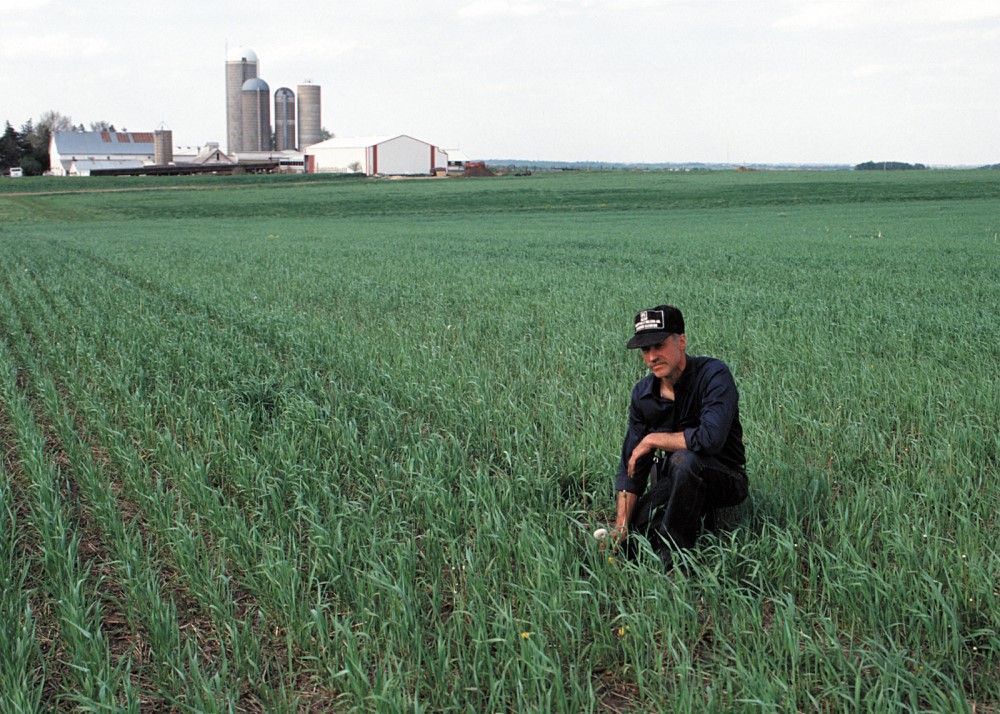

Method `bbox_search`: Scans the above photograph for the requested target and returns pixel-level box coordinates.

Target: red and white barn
[304,135,448,176]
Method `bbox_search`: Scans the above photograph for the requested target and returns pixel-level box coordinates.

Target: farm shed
[66,159,145,177]
[305,135,448,176]
[179,143,237,166]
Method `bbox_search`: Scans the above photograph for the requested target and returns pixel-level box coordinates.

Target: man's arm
[613,489,638,542]
[683,360,739,456]
[626,431,687,477]
[614,430,686,538]
[616,395,653,490]
[613,431,692,546]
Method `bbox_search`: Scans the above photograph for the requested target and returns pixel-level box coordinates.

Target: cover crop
[1,170,997,712]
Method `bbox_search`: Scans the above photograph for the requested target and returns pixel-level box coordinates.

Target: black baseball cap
[626,305,685,349]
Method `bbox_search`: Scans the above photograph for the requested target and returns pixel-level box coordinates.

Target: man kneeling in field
[608,304,749,569]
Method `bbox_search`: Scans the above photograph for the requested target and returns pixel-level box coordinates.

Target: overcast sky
[2,0,997,165]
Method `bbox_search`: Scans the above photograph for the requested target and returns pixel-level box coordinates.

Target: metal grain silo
[297,82,322,149]
[274,87,296,151]
[241,77,271,152]
[225,46,258,153]
[154,127,173,165]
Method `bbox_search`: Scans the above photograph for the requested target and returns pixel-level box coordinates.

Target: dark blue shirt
[615,355,746,493]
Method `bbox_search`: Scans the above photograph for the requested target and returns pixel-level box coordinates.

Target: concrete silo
[241,77,271,152]
[154,127,173,165]
[274,87,296,151]
[225,46,259,154]
[297,82,322,149]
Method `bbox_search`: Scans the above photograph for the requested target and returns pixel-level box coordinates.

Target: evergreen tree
[0,122,21,171]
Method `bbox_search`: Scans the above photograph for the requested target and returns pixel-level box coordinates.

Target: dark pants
[628,450,748,558]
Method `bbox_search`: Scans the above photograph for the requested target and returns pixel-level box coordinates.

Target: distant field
[1,170,997,712]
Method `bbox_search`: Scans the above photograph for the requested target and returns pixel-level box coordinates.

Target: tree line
[854,161,928,171]
[1,111,119,176]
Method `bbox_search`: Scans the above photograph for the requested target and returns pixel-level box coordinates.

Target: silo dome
[241,77,272,151]
[225,46,259,154]
[227,46,258,63]
[242,78,269,92]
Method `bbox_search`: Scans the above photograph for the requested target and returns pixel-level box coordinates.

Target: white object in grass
[593,528,609,541]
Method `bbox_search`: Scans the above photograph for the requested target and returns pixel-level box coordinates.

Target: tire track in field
[56,236,456,473]
[0,256,74,704]
[11,241,315,708]
[25,238,489,706]
[1,248,235,707]
[59,234,496,648]
[0,179,325,198]
[0,359,54,707]
[55,234,483,539]
[61,240,295,362]
[2,252,244,708]
[38,240,378,695]
[45,241,313,513]
[0,256,161,707]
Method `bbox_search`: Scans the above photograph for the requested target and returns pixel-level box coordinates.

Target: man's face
[640,333,686,380]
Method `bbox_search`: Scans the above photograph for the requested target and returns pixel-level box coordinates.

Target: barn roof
[307,135,399,150]
[53,131,156,156]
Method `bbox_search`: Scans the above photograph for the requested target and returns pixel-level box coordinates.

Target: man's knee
[667,449,700,477]
[670,449,747,509]
[665,451,706,499]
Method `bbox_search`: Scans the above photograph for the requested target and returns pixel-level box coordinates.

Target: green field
[1,170,998,712]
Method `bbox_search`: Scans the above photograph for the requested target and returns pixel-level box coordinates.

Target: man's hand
[627,438,656,477]
[611,525,627,549]
[598,525,626,552]
[627,431,688,476]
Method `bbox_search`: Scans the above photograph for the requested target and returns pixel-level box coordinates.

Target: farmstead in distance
[43,44,466,178]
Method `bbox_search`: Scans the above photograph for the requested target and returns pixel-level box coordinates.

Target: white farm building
[49,130,157,176]
[49,130,289,176]
[304,135,448,176]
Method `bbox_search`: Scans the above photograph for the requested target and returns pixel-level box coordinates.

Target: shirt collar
[637,358,693,400]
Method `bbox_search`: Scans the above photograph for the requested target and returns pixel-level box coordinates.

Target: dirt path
[0,183,272,198]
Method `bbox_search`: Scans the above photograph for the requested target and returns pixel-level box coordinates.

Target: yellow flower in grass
[520,631,532,640]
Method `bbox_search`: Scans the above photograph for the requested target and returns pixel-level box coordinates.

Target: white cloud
[0,0,54,11]
[931,0,1000,23]
[264,40,366,65]
[851,63,897,78]
[774,0,1000,30]
[0,33,109,60]
[772,3,857,31]
[458,1,544,18]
